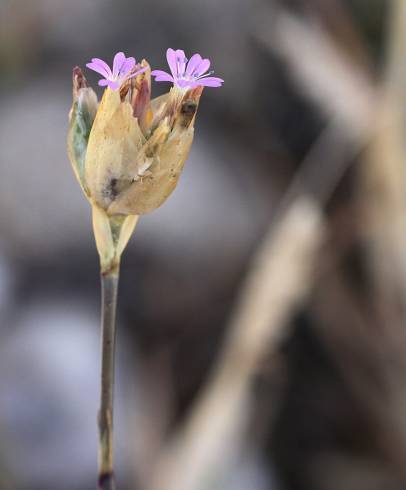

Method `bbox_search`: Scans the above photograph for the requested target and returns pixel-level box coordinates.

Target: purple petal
[175,49,187,77]
[113,52,126,78]
[195,58,211,77]
[151,70,174,82]
[90,58,112,77]
[155,76,175,83]
[87,61,111,78]
[176,79,193,88]
[166,48,178,79]
[185,81,201,89]
[98,79,120,90]
[156,78,172,83]
[126,66,149,80]
[120,57,136,77]
[196,76,224,87]
[186,54,202,77]
[107,80,120,90]
[151,69,171,77]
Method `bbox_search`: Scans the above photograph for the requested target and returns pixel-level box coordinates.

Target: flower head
[151,48,224,89]
[68,52,209,271]
[86,51,146,91]
[68,60,203,217]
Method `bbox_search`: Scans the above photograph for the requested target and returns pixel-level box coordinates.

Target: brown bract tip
[132,79,150,118]
[72,66,88,99]
[174,86,204,129]
[120,61,150,102]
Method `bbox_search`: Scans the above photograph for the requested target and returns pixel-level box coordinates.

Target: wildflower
[151,48,224,88]
[67,49,223,490]
[68,50,209,271]
[86,51,147,91]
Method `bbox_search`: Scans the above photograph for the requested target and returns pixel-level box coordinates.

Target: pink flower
[86,51,147,91]
[151,48,224,89]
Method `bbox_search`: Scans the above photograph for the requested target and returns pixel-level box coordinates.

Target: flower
[151,48,224,89]
[86,51,147,91]
[68,59,204,271]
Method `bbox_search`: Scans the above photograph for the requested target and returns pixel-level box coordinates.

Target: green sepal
[68,88,98,196]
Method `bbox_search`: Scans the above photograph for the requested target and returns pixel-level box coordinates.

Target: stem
[98,269,119,490]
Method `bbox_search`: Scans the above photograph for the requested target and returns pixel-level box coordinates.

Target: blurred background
[2,0,406,489]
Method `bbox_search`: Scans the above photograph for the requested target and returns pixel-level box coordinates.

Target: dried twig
[256,8,376,138]
[149,196,325,490]
[360,0,406,324]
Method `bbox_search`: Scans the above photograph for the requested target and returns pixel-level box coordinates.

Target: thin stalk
[98,269,119,490]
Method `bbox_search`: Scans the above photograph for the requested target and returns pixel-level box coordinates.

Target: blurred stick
[148,15,375,486]
[148,8,396,490]
[276,117,366,215]
[307,1,406,473]
[301,0,374,70]
[256,8,376,138]
[256,3,406,318]
[265,3,406,484]
[255,6,378,216]
[359,0,406,325]
[311,261,406,484]
[149,196,325,490]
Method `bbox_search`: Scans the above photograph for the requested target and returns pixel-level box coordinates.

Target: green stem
[98,268,119,490]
